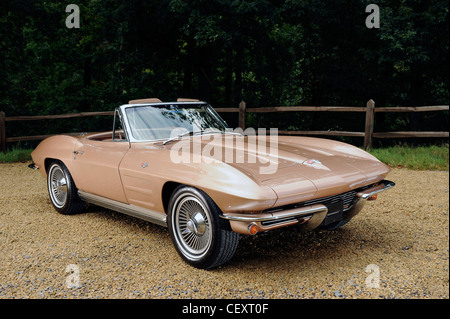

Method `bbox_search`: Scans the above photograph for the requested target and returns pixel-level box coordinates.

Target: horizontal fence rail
[0,100,448,153]
[233,100,448,149]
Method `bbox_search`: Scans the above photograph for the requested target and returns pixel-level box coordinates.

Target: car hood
[166,134,390,205]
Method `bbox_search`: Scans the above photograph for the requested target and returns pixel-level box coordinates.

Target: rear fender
[31,135,77,178]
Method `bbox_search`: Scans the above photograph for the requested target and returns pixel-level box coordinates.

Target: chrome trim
[48,164,68,208]
[28,163,39,170]
[78,190,167,227]
[171,193,212,259]
[222,180,394,234]
[219,204,328,222]
[119,102,208,143]
[118,101,235,144]
[356,180,395,200]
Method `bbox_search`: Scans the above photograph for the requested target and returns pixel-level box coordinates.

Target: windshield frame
[119,101,230,143]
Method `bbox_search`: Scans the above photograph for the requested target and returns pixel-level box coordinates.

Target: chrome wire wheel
[168,186,240,269]
[172,194,213,261]
[48,164,68,208]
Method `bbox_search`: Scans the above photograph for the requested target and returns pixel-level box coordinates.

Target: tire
[47,160,85,215]
[167,186,240,269]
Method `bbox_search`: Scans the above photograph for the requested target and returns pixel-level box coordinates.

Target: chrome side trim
[78,190,167,227]
[219,204,328,222]
[356,180,395,200]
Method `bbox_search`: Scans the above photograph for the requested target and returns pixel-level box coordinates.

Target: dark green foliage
[0,0,448,147]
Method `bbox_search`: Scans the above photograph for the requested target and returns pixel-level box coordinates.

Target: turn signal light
[368,194,378,201]
[248,223,258,235]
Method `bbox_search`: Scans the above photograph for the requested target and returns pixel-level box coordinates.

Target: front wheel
[167,186,239,269]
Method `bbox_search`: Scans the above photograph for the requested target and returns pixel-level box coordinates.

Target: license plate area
[321,201,344,226]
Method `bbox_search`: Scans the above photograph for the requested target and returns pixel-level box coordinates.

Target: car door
[118,142,160,211]
[71,137,130,203]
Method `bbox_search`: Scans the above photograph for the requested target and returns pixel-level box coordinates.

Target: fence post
[239,100,246,130]
[364,99,375,150]
[0,111,6,154]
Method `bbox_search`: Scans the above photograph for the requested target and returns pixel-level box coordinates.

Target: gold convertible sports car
[29,98,395,269]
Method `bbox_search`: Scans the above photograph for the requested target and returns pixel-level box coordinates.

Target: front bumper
[220,180,395,235]
[356,180,395,200]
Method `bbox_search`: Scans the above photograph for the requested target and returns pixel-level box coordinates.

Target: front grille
[302,190,357,212]
[302,190,357,226]
[263,184,373,227]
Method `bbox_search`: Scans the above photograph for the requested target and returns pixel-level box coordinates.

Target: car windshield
[124,103,230,141]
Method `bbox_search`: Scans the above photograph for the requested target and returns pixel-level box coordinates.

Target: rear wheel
[47,161,85,215]
[168,186,239,269]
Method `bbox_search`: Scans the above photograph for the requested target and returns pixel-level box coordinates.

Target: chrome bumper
[220,179,395,235]
[220,204,328,235]
[356,180,395,200]
[341,179,395,221]
[220,204,328,222]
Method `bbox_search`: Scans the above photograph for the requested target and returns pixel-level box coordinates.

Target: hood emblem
[141,162,148,168]
[304,159,322,165]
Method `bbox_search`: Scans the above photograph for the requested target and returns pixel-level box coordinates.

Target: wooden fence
[1,100,448,153]
[223,100,449,150]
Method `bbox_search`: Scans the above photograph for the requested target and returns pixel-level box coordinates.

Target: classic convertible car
[29,98,394,269]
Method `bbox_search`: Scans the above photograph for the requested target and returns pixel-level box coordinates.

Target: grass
[0,144,448,171]
[368,144,449,171]
[0,148,33,163]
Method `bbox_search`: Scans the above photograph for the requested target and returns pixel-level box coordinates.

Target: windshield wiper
[162,129,241,145]
[163,130,215,145]
[162,130,197,145]
[220,130,242,136]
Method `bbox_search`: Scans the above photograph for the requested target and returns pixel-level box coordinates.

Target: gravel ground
[0,163,448,299]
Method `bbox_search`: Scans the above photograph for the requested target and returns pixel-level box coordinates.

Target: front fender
[120,145,278,214]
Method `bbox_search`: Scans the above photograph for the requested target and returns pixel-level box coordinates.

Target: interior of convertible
[87,130,127,142]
